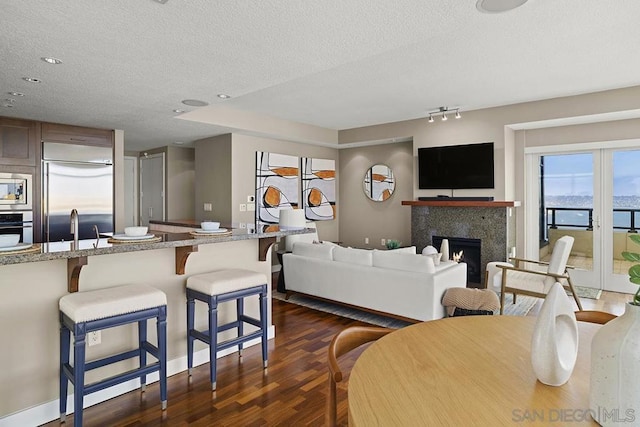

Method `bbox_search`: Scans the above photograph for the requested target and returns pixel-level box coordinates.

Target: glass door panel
[608,149,640,292]
[540,153,599,287]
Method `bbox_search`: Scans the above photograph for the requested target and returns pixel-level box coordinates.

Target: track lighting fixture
[426,106,461,123]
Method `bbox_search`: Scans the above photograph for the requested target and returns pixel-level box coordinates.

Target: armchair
[498,235,583,314]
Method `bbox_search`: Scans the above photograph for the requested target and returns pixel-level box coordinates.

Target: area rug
[273,291,538,328]
[571,285,602,300]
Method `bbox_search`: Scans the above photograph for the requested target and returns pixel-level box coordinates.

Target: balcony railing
[546,207,639,232]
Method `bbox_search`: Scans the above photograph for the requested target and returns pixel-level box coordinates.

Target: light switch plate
[203,203,212,211]
[247,203,255,211]
[240,204,247,212]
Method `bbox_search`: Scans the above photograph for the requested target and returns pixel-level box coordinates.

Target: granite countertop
[0,226,313,266]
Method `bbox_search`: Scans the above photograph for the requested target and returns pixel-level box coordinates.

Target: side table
[276,250,289,293]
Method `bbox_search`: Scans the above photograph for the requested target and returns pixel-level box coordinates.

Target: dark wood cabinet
[41,122,113,147]
[0,117,37,166]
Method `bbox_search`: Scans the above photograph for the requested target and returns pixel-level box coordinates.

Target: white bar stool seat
[186,269,268,390]
[59,284,168,427]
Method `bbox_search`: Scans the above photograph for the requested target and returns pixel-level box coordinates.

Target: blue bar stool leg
[73,326,87,427]
[138,319,147,392]
[59,321,70,422]
[187,295,195,376]
[237,297,244,357]
[208,295,218,391]
[259,288,268,368]
[157,306,168,410]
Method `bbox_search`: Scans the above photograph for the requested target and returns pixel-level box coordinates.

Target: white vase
[530,282,579,386]
[590,302,640,426]
[440,239,449,261]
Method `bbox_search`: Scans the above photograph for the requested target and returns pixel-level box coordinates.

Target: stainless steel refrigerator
[42,142,114,242]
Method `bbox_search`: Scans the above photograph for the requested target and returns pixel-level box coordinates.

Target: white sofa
[282,242,468,321]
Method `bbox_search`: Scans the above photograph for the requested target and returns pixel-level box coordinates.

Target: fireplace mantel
[402,200,520,208]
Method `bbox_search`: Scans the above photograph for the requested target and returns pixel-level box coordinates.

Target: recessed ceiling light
[174,141,185,145]
[181,99,208,107]
[23,77,42,83]
[217,94,231,99]
[41,57,62,65]
[153,0,169,3]
[3,104,14,108]
[476,0,527,13]
[8,92,24,97]
[173,109,185,113]
[4,98,16,103]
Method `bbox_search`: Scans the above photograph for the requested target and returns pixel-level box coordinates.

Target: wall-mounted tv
[418,142,495,189]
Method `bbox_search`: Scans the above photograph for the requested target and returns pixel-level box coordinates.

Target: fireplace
[432,236,482,285]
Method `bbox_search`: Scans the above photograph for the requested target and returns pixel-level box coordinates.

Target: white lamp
[279,209,317,252]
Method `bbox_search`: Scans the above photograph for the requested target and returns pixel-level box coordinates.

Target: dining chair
[574,310,617,324]
[498,235,583,314]
[326,325,392,427]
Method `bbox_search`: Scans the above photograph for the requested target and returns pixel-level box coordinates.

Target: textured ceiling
[2,0,640,151]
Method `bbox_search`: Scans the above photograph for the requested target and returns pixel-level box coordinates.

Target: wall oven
[0,211,33,244]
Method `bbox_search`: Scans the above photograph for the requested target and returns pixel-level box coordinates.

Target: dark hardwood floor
[43,273,367,427]
[43,272,631,426]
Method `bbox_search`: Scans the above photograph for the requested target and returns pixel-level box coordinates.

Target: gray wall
[339,141,412,248]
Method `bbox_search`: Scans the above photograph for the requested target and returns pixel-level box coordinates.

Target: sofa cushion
[372,251,436,273]
[292,242,334,260]
[333,246,373,266]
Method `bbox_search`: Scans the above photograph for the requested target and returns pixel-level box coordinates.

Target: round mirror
[363,164,395,201]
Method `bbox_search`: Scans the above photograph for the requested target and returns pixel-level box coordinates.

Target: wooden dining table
[349,316,600,426]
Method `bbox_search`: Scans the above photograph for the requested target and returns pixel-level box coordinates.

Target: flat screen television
[418,142,495,189]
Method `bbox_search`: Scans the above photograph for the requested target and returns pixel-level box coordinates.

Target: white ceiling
[2,0,640,151]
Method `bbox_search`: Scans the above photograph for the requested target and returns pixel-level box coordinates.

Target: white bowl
[124,226,148,237]
[0,234,20,248]
[201,221,220,231]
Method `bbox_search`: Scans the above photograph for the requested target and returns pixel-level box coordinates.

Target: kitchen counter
[0,224,313,266]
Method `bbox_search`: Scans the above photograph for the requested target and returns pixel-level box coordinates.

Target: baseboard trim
[0,325,276,427]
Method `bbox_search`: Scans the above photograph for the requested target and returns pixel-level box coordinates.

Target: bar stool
[59,284,167,427]
[186,269,268,390]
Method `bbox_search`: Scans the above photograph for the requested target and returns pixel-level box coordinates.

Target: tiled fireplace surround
[405,201,518,287]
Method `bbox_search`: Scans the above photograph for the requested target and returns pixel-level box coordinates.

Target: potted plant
[386,239,400,250]
[590,233,640,425]
[622,233,640,305]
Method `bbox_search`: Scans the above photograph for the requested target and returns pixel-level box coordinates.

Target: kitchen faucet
[70,209,79,247]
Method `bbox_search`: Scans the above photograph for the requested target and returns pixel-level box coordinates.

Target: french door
[526,142,640,294]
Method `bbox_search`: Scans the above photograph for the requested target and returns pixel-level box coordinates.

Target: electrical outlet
[88,331,101,347]
[203,203,212,211]
[240,204,247,212]
[365,237,369,244]
[381,238,386,246]
[240,222,247,228]
[247,203,255,212]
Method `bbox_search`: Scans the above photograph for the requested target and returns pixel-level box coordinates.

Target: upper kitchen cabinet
[41,122,113,147]
[0,117,37,166]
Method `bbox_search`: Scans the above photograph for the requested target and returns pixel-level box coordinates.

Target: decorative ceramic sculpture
[590,302,640,426]
[440,239,450,261]
[530,282,578,386]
